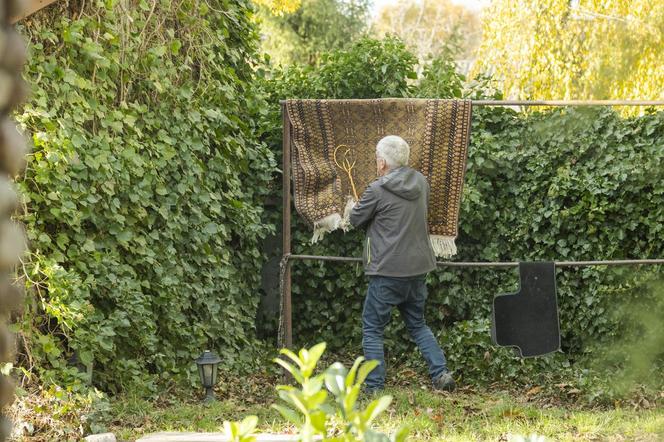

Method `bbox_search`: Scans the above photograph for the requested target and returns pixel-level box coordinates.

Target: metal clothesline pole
[285,254,664,268]
[279,99,664,106]
[471,100,664,106]
[281,103,293,350]
[279,99,664,350]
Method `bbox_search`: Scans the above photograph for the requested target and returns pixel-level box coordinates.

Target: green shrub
[16,0,275,393]
[273,342,408,442]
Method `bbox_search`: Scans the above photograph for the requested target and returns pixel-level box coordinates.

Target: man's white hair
[376,135,410,169]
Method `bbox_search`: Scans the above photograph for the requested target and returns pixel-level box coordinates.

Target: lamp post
[195,350,221,402]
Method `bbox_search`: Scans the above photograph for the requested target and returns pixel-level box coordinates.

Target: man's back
[349,166,436,277]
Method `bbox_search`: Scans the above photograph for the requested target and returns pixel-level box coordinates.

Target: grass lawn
[107,384,664,441]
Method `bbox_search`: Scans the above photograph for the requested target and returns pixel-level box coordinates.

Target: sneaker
[432,372,456,392]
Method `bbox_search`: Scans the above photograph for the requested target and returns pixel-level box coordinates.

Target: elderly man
[349,135,455,393]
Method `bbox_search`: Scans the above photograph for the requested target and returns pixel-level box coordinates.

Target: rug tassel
[430,235,457,258]
[312,213,342,243]
[311,197,356,243]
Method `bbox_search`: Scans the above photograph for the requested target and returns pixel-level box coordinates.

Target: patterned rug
[285,98,472,257]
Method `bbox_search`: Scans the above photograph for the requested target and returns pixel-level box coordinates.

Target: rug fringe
[312,213,342,243]
[430,235,457,258]
[311,197,356,243]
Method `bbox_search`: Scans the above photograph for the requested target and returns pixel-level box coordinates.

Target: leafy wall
[16,0,275,392]
[13,0,663,402]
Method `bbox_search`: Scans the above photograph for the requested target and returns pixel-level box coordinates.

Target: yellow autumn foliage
[253,0,302,15]
[474,0,664,109]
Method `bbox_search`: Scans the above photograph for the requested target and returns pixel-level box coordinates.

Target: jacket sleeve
[349,184,379,229]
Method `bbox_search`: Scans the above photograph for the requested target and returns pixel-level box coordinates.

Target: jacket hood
[380,167,423,200]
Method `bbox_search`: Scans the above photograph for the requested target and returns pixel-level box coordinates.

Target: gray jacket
[349,166,436,277]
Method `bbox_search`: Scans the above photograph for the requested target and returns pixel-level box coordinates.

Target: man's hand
[341,196,356,231]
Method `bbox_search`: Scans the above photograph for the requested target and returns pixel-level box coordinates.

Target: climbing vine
[16,0,275,392]
[11,0,664,404]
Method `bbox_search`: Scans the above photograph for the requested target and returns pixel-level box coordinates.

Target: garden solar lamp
[195,350,221,402]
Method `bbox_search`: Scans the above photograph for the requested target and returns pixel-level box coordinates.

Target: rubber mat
[491,262,560,357]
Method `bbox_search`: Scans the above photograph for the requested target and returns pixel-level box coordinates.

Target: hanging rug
[285,98,472,257]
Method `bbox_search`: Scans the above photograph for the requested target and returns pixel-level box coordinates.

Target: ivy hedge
[17,0,275,393]
[260,38,664,396]
[13,2,663,401]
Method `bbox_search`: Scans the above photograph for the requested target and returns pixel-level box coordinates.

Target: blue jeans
[362,275,448,390]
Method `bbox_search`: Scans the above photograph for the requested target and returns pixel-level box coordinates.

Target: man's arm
[349,184,379,229]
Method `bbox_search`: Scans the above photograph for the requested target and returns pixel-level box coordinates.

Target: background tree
[257,0,370,66]
[253,0,302,14]
[372,0,481,62]
[474,0,664,105]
